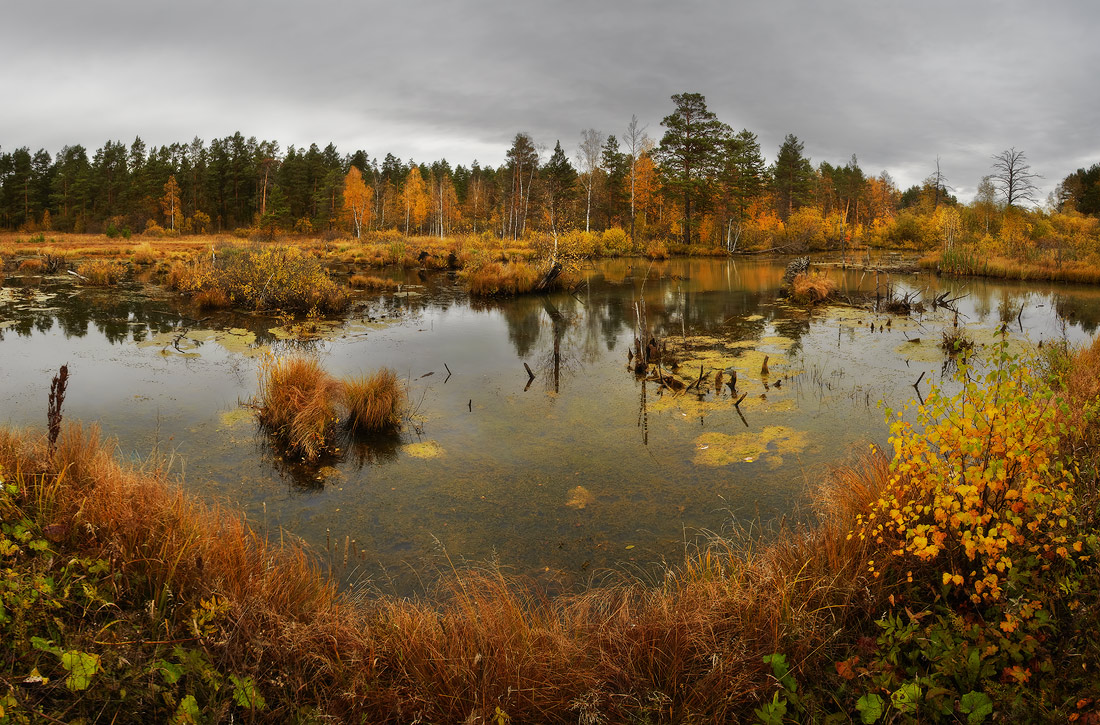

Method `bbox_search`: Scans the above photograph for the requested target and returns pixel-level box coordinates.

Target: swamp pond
[2,256,1099,596]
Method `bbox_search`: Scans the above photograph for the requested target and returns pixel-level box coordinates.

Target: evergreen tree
[771,133,814,221]
[542,140,578,242]
[656,92,730,245]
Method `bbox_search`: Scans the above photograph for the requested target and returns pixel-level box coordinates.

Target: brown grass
[0,409,899,721]
[18,258,44,273]
[193,287,232,310]
[464,261,541,296]
[791,271,837,304]
[254,355,344,462]
[342,369,404,432]
[349,274,400,290]
[130,241,158,264]
[76,260,126,286]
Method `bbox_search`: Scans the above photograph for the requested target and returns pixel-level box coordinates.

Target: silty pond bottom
[1,256,1098,596]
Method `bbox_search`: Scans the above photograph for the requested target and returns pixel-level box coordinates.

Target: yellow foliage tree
[161,175,181,231]
[402,167,429,235]
[342,167,373,238]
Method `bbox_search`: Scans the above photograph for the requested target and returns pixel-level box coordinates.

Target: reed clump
[254,355,345,462]
[342,369,405,433]
[790,271,837,304]
[75,259,126,286]
[18,257,44,273]
[463,260,541,296]
[349,273,400,291]
[254,354,405,461]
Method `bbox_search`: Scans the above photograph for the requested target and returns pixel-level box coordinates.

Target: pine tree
[657,93,730,245]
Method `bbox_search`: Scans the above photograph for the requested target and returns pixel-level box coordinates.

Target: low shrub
[18,258,44,273]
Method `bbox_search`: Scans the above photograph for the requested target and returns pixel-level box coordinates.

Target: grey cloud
[2,0,1098,201]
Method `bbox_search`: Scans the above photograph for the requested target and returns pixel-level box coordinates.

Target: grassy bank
[4,337,1100,721]
[922,247,1100,285]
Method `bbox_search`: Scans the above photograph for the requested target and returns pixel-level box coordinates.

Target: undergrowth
[3,337,1100,721]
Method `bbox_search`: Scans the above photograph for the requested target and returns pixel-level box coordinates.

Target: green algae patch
[218,408,254,428]
[404,440,445,459]
[693,426,809,467]
[138,327,262,357]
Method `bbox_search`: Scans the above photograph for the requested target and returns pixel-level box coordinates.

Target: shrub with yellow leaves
[854,335,1092,605]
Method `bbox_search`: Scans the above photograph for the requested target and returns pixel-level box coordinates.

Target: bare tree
[991,148,1041,208]
[624,115,651,243]
[576,128,604,232]
[923,156,954,209]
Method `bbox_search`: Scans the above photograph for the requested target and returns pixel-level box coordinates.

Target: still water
[1,257,1098,595]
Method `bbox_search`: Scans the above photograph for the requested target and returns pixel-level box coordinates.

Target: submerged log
[533,262,563,292]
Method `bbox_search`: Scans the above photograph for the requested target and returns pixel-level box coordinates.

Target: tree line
[1,93,1097,245]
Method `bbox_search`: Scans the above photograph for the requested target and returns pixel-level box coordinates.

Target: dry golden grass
[0,408,900,721]
[75,259,126,286]
[192,287,232,310]
[342,369,404,432]
[18,258,44,273]
[464,261,541,296]
[349,274,400,290]
[130,241,158,264]
[254,355,344,462]
[791,271,838,304]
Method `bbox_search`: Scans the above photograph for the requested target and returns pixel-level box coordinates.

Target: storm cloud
[3,0,1097,201]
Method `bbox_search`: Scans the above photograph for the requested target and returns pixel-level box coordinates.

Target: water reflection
[4,258,1100,596]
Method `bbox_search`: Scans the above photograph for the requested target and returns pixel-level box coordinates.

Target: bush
[601,227,633,256]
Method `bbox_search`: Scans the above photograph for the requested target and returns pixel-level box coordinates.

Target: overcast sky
[3,1,1098,203]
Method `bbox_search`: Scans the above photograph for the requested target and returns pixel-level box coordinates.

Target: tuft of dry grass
[464,261,541,296]
[790,271,837,304]
[76,260,126,286]
[254,355,344,462]
[193,287,232,310]
[349,274,400,291]
[18,258,44,273]
[130,242,158,264]
[342,369,404,433]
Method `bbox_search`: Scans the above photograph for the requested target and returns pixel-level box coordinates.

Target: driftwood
[533,262,563,292]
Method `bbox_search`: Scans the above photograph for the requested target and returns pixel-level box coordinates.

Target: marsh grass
[464,260,541,296]
[254,355,344,462]
[18,257,44,273]
[75,259,126,286]
[349,273,400,290]
[342,369,404,433]
[790,271,838,304]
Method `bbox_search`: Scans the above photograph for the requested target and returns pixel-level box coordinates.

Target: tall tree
[623,115,651,242]
[720,129,767,248]
[160,175,181,230]
[771,133,814,221]
[600,134,627,229]
[656,92,730,245]
[991,148,1040,208]
[342,166,372,238]
[504,133,539,239]
[542,140,577,249]
[576,129,604,232]
[402,166,428,234]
